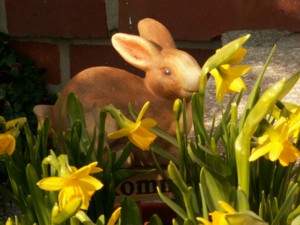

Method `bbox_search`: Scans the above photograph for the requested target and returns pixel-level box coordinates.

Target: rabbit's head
[111,18,201,100]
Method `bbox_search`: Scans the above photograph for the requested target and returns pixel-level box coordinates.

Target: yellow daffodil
[37,162,103,210]
[249,122,300,166]
[108,102,157,151]
[197,201,236,225]
[210,48,251,103]
[0,133,16,155]
[274,103,300,142]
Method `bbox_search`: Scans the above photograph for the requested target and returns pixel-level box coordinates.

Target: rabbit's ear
[112,33,161,71]
[138,18,176,49]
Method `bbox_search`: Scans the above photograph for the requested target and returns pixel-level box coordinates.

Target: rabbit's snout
[158,49,201,97]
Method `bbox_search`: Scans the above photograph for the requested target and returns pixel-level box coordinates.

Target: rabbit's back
[58,66,176,133]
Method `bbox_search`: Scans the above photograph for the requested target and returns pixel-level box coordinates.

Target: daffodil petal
[71,162,100,178]
[140,118,157,129]
[211,69,227,103]
[136,101,150,122]
[223,65,251,78]
[249,143,273,162]
[227,47,247,65]
[218,201,236,214]
[108,127,131,139]
[90,167,103,174]
[228,77,246,92]
[268,142,283,161]
[197,217,213,225]
[37,177,65,191]
[78,176,104,192]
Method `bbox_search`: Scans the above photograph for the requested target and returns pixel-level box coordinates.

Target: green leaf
[168,161,188,193]
[226,211,268,225]
[200,168,231,211]
[183,218,195,225]
[66,92,90,146]
[272,182,299,225]
[95,214,105,225]
[148,214,163,225]
[239,44,277,129]
[157,187,187,220]
[120,196,142,225]
[26,164,51,224]
[112,142,133,171]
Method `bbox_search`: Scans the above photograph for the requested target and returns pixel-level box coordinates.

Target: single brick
[6,0,107,38]
[11,41,61,85]
[70,44,143,77]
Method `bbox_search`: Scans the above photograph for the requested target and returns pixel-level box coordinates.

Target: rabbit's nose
[182,65,201,92]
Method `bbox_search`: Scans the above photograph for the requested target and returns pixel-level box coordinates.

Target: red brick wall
[1,0,300,91]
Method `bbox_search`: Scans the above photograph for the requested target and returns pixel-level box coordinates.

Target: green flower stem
[235,79,285,210]
[102,105,130,128]
[199,183,209,220]
[97,110,107,167]
[229,103,238,172]
[183,187,198,224]
[239,45,280,130]
[173,99,186,179]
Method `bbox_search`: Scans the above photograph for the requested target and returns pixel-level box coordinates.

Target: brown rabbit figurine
[34,18,201,165]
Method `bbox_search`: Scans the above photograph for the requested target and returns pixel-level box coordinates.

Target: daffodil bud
[6,117,27,130]
[51,203,60,219]
[52,198,82,224]
[240,78,286,138]
[5,218,14,225]
[278,71,300,100]
[173,99,182,121]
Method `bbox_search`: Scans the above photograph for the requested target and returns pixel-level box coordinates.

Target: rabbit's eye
[164,68,171,75]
